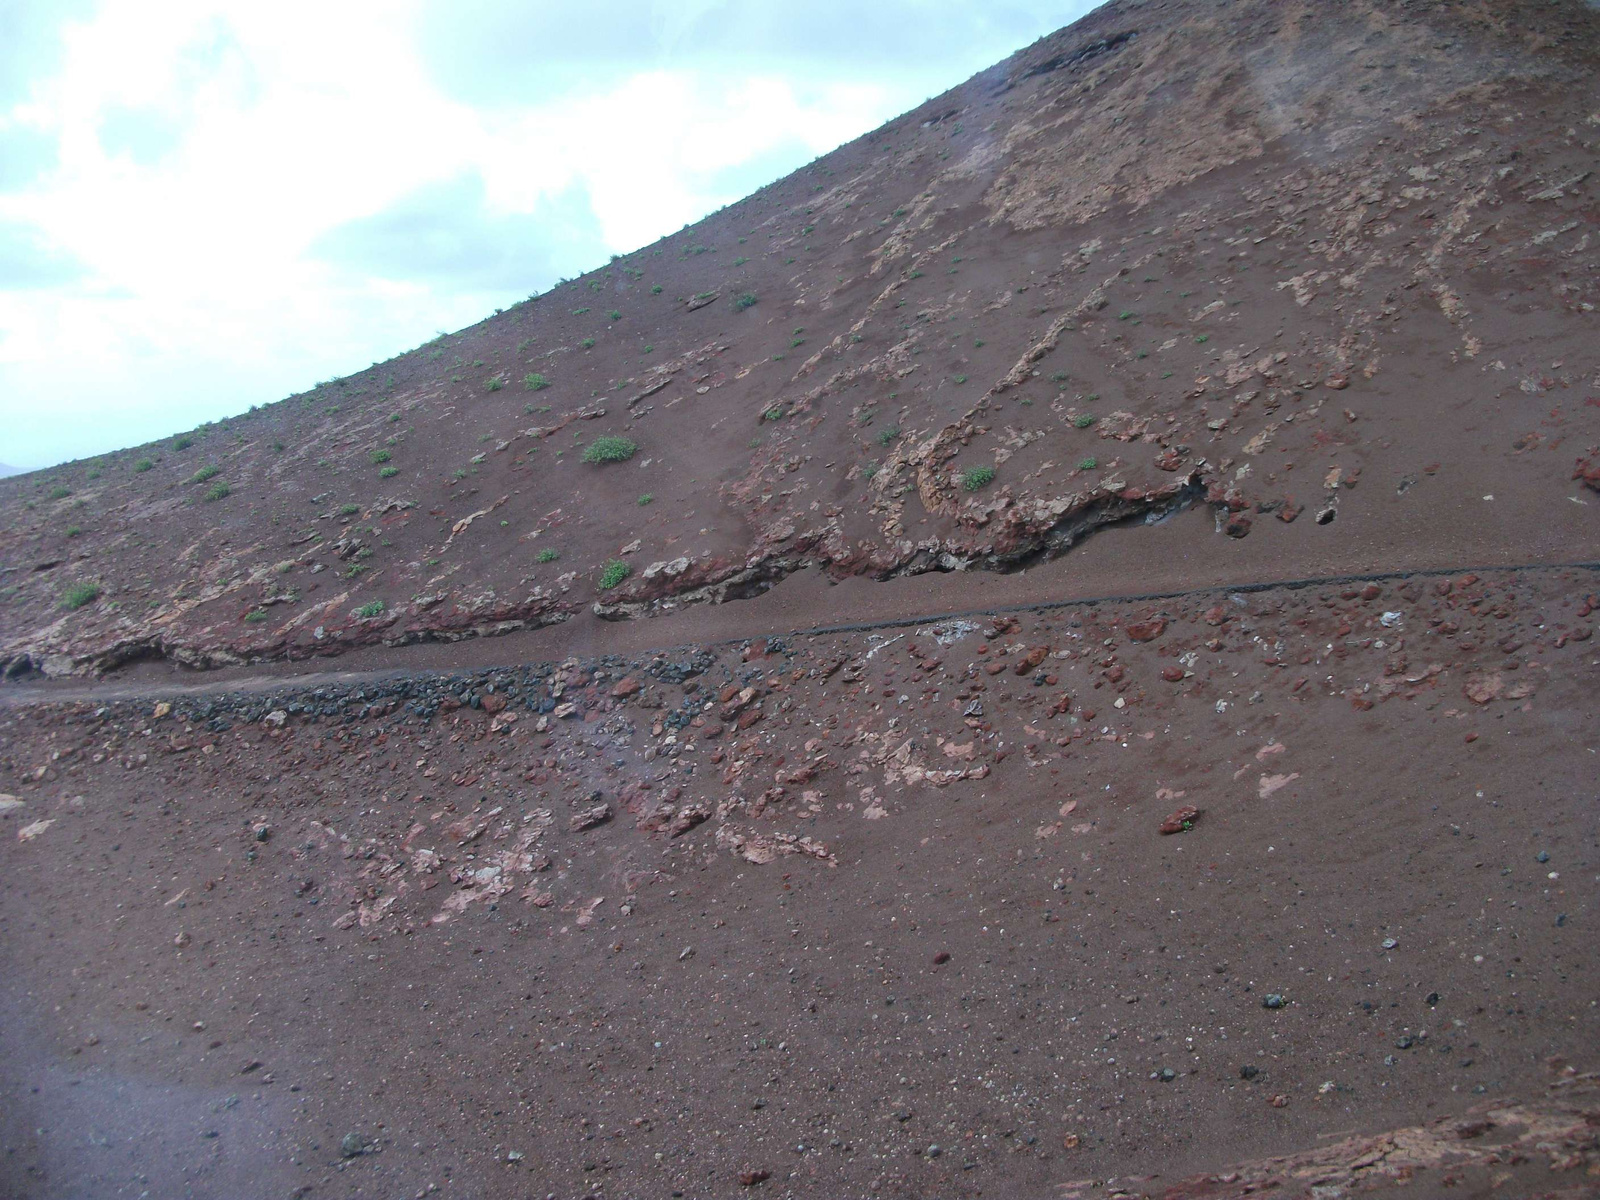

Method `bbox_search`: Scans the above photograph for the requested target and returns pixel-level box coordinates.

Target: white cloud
[0,0,1086,470]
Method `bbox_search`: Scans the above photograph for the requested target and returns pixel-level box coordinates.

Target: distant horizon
[0,0,1093,472]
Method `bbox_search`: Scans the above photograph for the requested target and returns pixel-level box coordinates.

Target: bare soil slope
[2,3,1600,1199]
[2,0,1598,676]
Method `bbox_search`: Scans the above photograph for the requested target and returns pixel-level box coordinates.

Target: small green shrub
[762,407,784,423]
[524,372,550,390]
[1194,334,1209,344]
[1072,414,1096,429]
[637,493,653,506]
[582,436,637,464]
[370,449,391,464]
[960,465,996,492]
[953,374,967,384]
[354,600,385,618]
[1078,456,1098,471]
[66,525,82,537]
[598,560,631,590]
[47,485,71,499]
[608,310,621,321]
[876,427,900,446]
[732,292,758,311]
[60,582,99,610]
[338,503,360,516]
[204,482,231,501]
[187,465,220,485]
[650,285,662,295]
[379,466,399,478]
[173,435,194,451]
[536,547,560,563]
[486,376,505,391]
[580,338,595,349]
[134,458,154,472]
[244,609,269,623]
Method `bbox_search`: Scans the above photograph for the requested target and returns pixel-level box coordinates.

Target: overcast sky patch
[0,0,1090,471]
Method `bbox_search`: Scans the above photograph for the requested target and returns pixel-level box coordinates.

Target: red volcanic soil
[3,565,1598,1197]
[1,0,1597,678]
[2,1,1600,1197]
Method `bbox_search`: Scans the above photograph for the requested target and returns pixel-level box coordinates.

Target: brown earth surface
[2,0,1598,677]
[3,1,1600,1198]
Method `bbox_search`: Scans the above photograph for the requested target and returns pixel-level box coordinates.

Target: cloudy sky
[0,0,1091,472]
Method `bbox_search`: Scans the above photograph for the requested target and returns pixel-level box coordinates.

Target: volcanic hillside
[2,0,1598,677]
[3,3,1600,1199]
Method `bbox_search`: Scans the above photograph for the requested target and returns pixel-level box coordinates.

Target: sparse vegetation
[598,560,631,590]
[524,372,550,390]
[134,458,154,472]
[379,466,399,478]
[354,600,385,619]
[536,547,560,563]
[1073,414,1097,429]
[187,465,221,485]
[637,493,653,506]
[961,465,996,492]
[1078,456,1098,471]
[338,503,360,516]
[650,285,662,294]
[204,482,231,501]
[173,435,194,451]
[47,484,71,499]
[244,609,269,623]
[370,449,391,464]
[608,310,621,321]
[486,376,505,391]
[582,436,637,464]
[732,292,758,311]
[876,427,900,446]
[60,582,100,610]
[580,338,595,349]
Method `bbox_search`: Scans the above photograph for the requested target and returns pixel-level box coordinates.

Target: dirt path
[7,545,1597,707]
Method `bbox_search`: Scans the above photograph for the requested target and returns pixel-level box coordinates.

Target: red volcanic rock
[1013,646,1050,674]
[1126,618,1167,643]
[1574,451,1600,493]
[1159,805,1200,834]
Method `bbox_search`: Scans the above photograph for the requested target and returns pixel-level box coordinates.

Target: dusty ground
[2,565,1597,1198]
[3,1,1600,1198]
